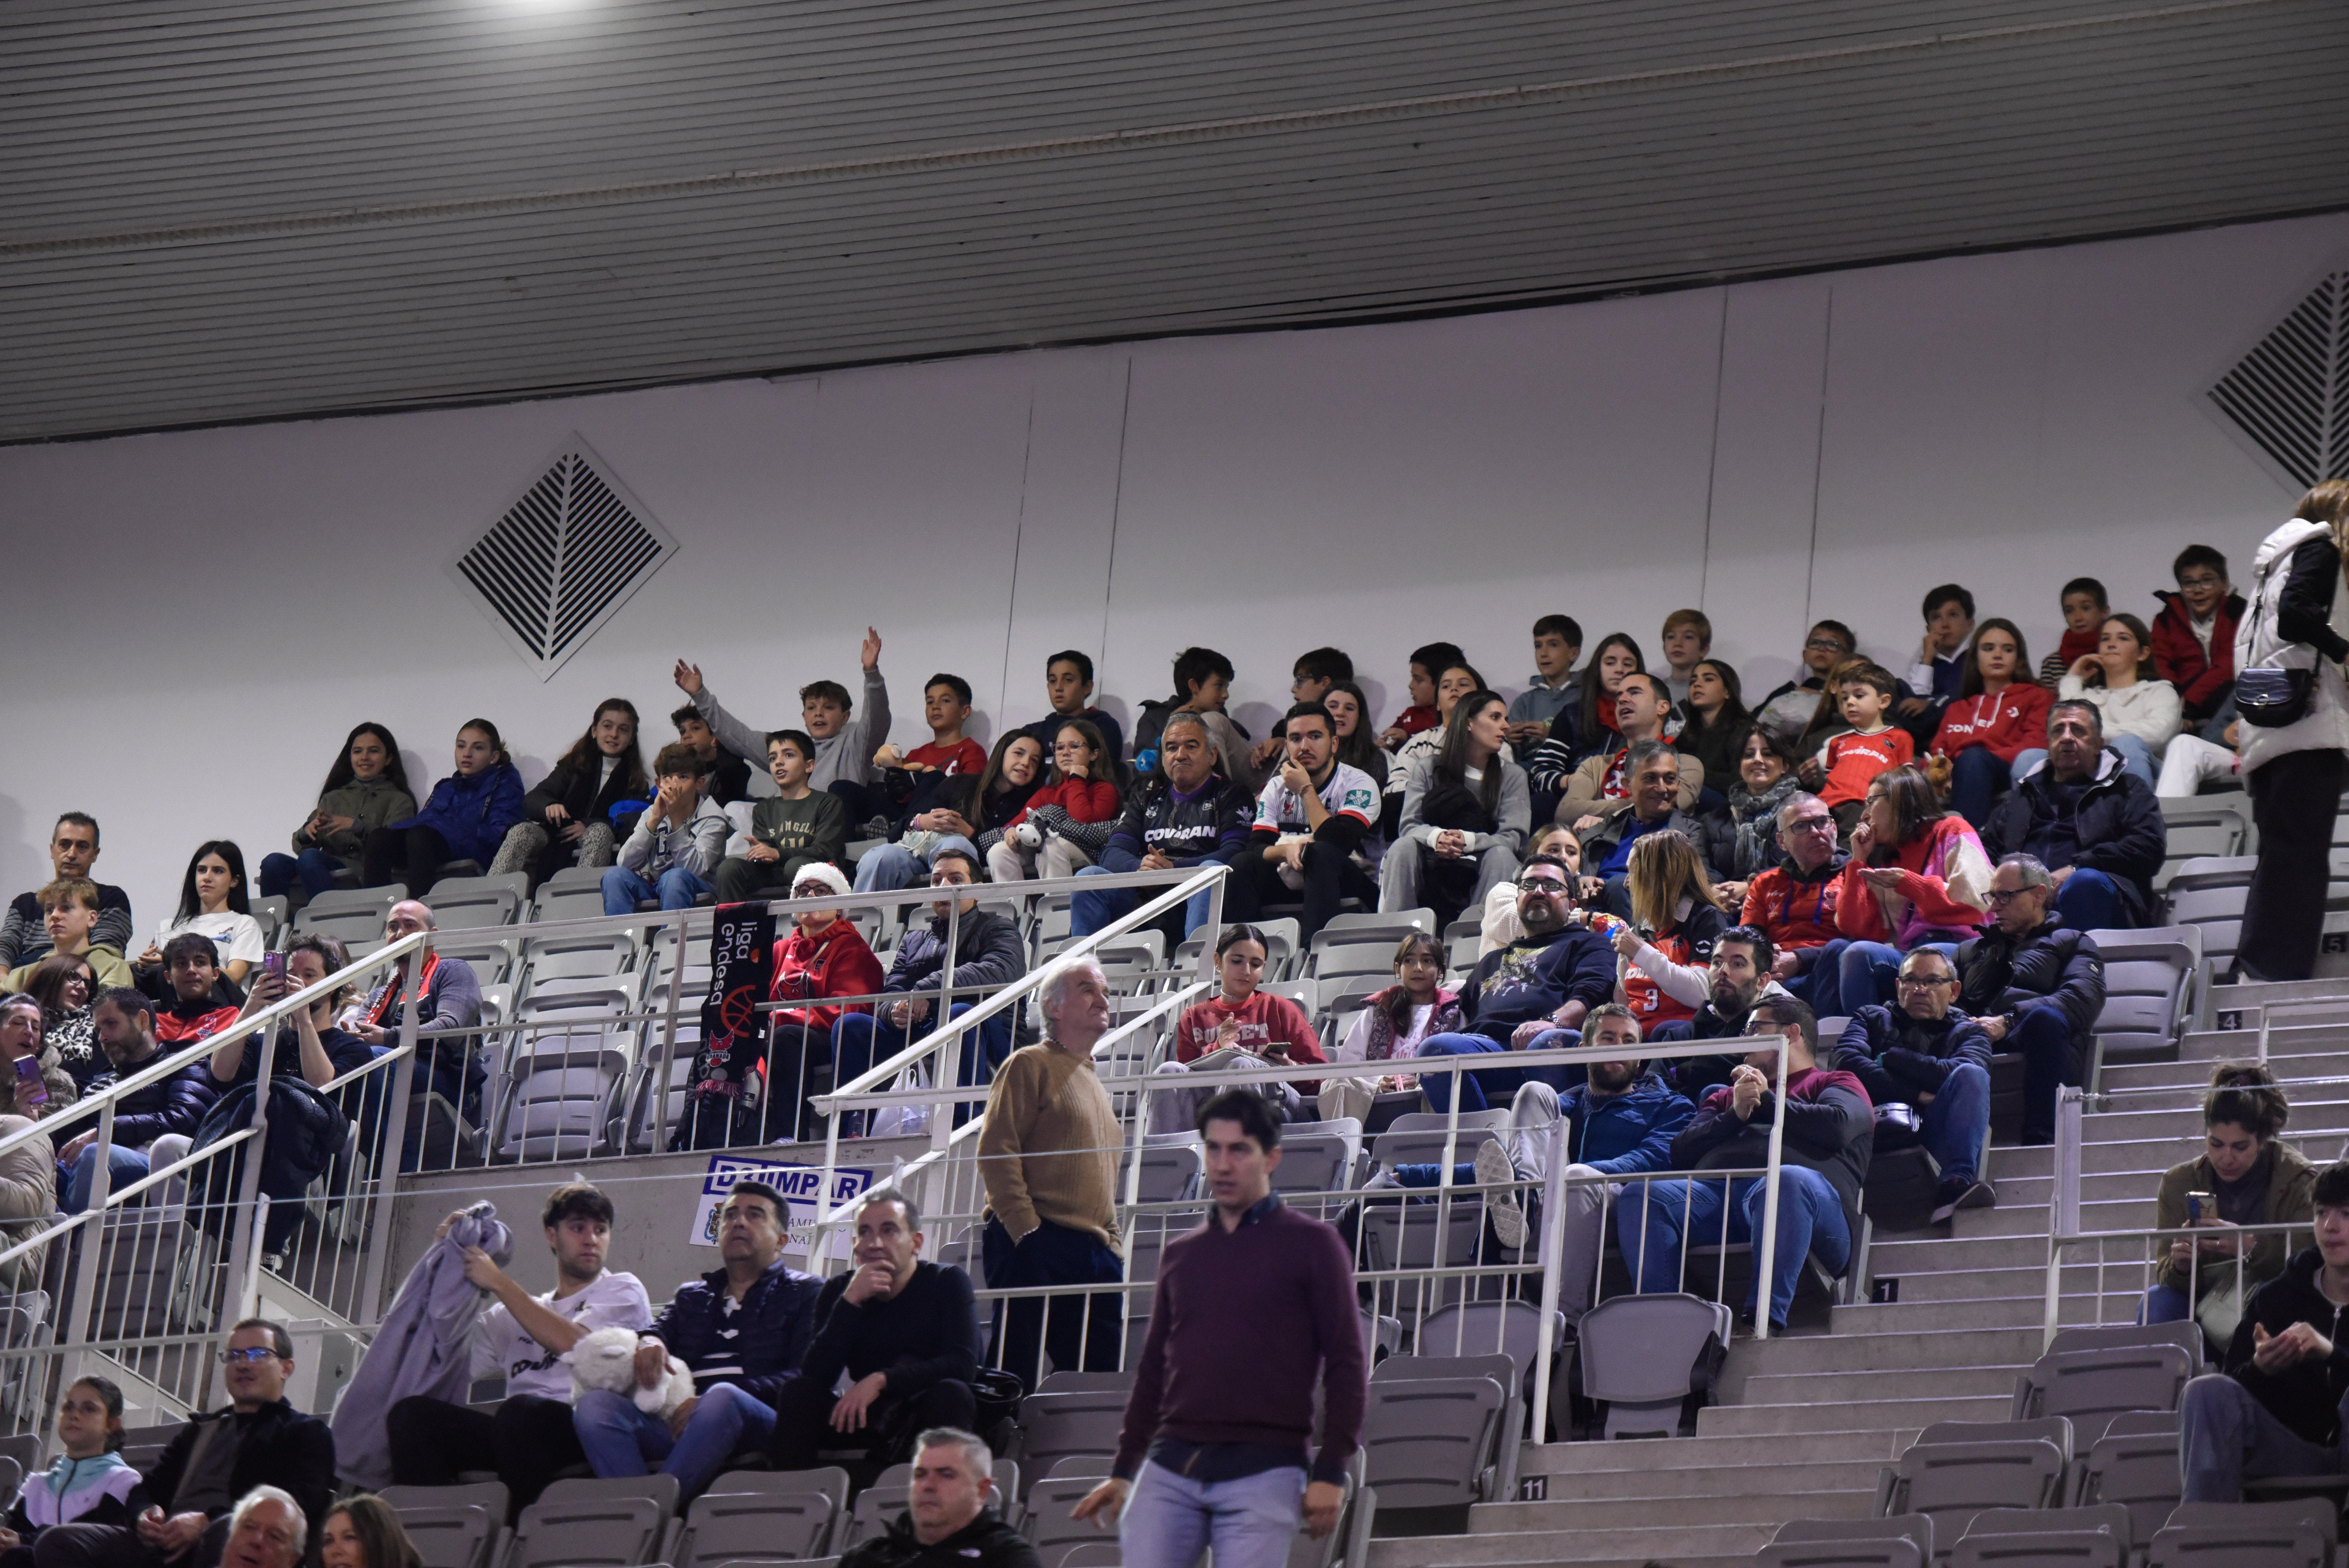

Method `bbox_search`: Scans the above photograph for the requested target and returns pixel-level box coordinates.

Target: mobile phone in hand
[13,1057,46,1108]
[262,950,287,985]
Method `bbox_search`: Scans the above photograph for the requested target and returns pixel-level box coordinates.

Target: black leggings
[2242,747,2346,981]
[361,825,453,894]
[386,1393,586,1518]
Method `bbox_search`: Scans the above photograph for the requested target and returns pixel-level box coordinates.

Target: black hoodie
[2223,1247,2349,1447]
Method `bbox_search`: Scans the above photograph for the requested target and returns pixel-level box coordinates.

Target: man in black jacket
[1068,715,1255,946]
[2181,1161,2349,1500]
[59,988,217,1213]
[766,1188,983,1471]
[1955,855,2106,1145]
[1982,702,2166,931]
[34,1320,334,1568]
[1654,926,1798,1098]
[838,1428,1038,1568]
[1831,949,1995,1221]
[829,849,1029,1133]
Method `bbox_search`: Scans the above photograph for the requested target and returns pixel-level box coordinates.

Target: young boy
[1378,641,1467,750]
[604,745,732,914]
[6,879,134,992]
[1816,664,1914,828]
[713,731,850,903]
[2037,577,2108,690]
[673,628,890,819]
[672,705,752,806]
[1900,584,1975,741]
[1507,615,1582,752]
[1021,649,1126,765]
[2153,546,2245,734]
[877,674,987,778]
[1254,648,1355,767]
[1659,609,1711,707]
[1754,620,1857,747]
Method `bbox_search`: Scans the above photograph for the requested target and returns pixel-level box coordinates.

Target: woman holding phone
[2143,1062,2311,1338]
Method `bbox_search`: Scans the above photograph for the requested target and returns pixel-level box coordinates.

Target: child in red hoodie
[1930,619,2052,827]
[986,718,1121,882]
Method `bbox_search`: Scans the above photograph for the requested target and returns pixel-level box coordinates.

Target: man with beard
[1651,927,1796,1098]
[1832,947,1995,1221]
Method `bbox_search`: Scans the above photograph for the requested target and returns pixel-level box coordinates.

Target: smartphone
[262,950,287,985]
[2186,1190,2213,1222]
[13,1057,46,1108]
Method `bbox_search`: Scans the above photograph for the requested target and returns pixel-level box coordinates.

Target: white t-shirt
[1254,762,1379,835]
[154,912,265,968]
[469,1269,654,1401]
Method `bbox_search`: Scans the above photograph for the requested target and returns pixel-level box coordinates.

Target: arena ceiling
[5,0,2346,443]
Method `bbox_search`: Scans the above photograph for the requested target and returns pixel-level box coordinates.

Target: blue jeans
[602,862,712,915]
[1070,860,1220,941]
[258,848,340,900]
[2052,868,2129,933]
[1918,1061,1990,1185]
[853,837,978,893]
[1615,1165,1851,1327]
[1947,746,2032,828]
[1784,941,1851,1018]
[1415,1031,1568,1114]
[63,1143,151,1214]
[572,1383,775,1497]
[1121,1459,1305,1568]
[2142,1283,2193,1324]
[830,1002,1012,1131]
[1837,941,1959,1012]
[2014,1004,2080,1144]
[2181,1372,2349,1501]
[2106,734,2157,788]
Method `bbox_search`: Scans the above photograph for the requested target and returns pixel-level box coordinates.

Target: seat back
[1021,1476,1110,1560]
[2149,1499,2333,1567]
[1892,1438,2067,1520]
[1358,1360,1505,1507]
[680,1488,838,1567]
[1950,1503,2129,1568]
[1759,1513,1932,1568]
[380,1503,499,1568]
[2081,928,2200,1060]
[2078,1426,2185,1548]
[1009,1390,1130,1498]
[510,1491,669,1568]
[1270,1134,1357,1206]
[1575,1293,1729,1407]
[1415,1298,1562,1391]
[1130,1140,1201,1203]
[1913,1417,2075,1459]
[2012,1345,2194,1445]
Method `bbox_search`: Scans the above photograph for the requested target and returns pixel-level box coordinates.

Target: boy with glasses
[1829,948,1994,1221]
[2152,545,2246,739]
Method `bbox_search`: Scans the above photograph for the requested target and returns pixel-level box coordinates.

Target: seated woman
[740,863,885,1147]
[1324,681,1391,790]
[1381,690,1530,926]
[855,731,1044,893]
[1150,924,1324,1134]
[23,955,101,1093]
[362,719,526,894]
[135,842,262,986]
[1525,634,1646,807]
[1321,933,1459,1124]
[0,995,76,1117]
[2145,1061,2312,1337]
[982,720,1119,884]
[1705,723,1802,906]
[0,1375,148,1568]
[1832,764,1993,1010]
[1382,661,1488,834]
[1608,831,1730,1041]
[320,1495,424,1568]
[260,723,417,903]
[491,699,648,890]
[1479,823,1581,957]
[2056,612,2182,786]
[1931,619,2051,828]
[1674,659,1750,816]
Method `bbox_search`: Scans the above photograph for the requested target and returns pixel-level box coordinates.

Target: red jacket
[1007,777,1121,829]
[1742,856,1846,950]
[1931,682,2053,764]
[767,918,884,1037]
[1819,727,1914,807]
[2151,590,2246,721]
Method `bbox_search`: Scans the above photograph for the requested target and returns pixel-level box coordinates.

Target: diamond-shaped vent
[452,440,675,679]
[2209,271,2349,490]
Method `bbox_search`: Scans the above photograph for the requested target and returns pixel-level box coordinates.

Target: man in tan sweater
[979,958,1125,1389]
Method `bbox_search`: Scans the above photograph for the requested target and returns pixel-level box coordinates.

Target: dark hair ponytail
[2204,1059,2289,1141]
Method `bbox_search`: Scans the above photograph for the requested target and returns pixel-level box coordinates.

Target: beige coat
[0,1114,56,1292]
[2154,1139,2315,1298]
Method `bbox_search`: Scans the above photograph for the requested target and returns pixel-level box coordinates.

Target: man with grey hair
[765,1187,984,1470]
[1983,699,2165,932]
[1575,738,1705,918]
[837,1427,1038,1568]
[1955,853,2107,1145]
[976,959,1124,1388]
[215,1490,303,1568]
[1739,789,1853,1014]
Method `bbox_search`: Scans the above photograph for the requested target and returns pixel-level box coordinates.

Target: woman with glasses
[1831,764,1993,1010]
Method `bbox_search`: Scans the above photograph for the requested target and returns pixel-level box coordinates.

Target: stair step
[1528,1459,1887,1502]
[1733,1324,2046,1373]
[1739,1364,2022,1403]
[1471,1486,1871,1532]
[1370,1521,1777,1566]
[1698,1392,2011,1435]
[1520,1428,1916,1477]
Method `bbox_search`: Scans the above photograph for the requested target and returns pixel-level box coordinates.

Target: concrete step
[1870,1230,2052,1273]
[1370,1520,1775,1566]
[1520,1428,1916,1477]
[2103,1043,2349,1090]
[1739,1363,2021,1404]
[1827,1290,2151,1331]
[1698,1392,2010,1435]
[1470,1486,1871,1533]
[1733,1324,2046,1373]
[1530,1457,1886,1502]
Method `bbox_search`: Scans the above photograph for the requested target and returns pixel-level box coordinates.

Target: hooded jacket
[1953,919,2105,1060]
[1741,851,1846,951]
[1834,816,1992,949]
[2152,587,2246,722]
[2222,1247,2349,1447]
[390,764,528,865]
[1931,682,2054,766]
[2155,1139,2313,1300]
[692,672,892,794]
[2054,672,2183,752]
[618,796,732,880]
[769,918,885,1036]
[1830,1005,1992,1107]
[2236,519,2349,775]
[1982,747,2167,925]
[1672,1064,1874,1215]
[1556,1071,1694,1175]
[82,1049,218,1149]
[291,774,418,871]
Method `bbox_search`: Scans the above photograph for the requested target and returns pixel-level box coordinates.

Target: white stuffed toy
[565,1325,695,1420]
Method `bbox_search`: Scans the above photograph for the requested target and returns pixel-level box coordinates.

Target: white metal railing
[2044,1219,2313,1351]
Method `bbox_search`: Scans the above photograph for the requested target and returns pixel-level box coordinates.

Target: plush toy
[565,1325,695,1420]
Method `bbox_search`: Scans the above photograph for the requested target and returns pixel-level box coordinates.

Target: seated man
[837,1427,1037,1568]
[766,1188,983,1471]
[144,935,243,1046]
[574,1180,821,1498]
[674,704,752,808]
[1414,854,1613,1113]
[1652,926,1797,1098]
[603,744,731,914]
[5,880,133,994]
[1830,948,1994,1222]
[340,900,485,1170]
[1616,995,1868,1332]
[1982,701,2165,932]
[831,850,1028,1132]
[1955,855,2106,1146]
[387,1184,652,1514]
[1022,651,1126,773]
[1575,742,1705,918]
[2180,1160,2349,1501]
[1554,675,1704,830]
[1740,791,1850,1016]
[0,815,130,972]
[56,988,217,1213]
[1069,713,1253,944]
[1224,703,1381,946]
[675,630,892,825]
[712,731,849,905]
[33,1320,333,1568]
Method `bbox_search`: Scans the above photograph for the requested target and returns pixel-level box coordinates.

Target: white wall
[1,212,2336,929]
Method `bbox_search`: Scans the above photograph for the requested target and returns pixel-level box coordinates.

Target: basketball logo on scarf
[692,901,776,1098]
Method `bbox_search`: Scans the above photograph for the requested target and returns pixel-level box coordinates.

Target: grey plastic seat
[1913,1418,2075,1459]
[2045,1321,2203,1363]
[2010,1343,2195,1445]
[380,1484,507,1568]
[1009,1391,1130,1500]
[1576,1292,1730,1441]
[1022,1476,1112,1561]
[1950,1503,2129,1568]
[677,1487,840,1566]
[1269,1133,1357,1206]
[1759,1514,1932,1568]
[2083,927,2201,1063]
[303,884,404,921]
[2075,1423,2183,1550]
[1130,1140,1201,1203]
[1051,1546,1121,1568]
[1036,1371,1134,1396]
[295,905,393,948]
[1877,1436,2068,1535]
[530,884,613,925]
[508,1475,675,1568]
[1359,1354,1508,1508]
[2161,857,2256,969]
[1415,1298,1564,1397]
[427,876,529,931]
[2148,1499,2334,1567]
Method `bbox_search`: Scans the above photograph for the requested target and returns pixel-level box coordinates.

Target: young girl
[2058,613,2183,785]
[362,719,526,894]
[1609,831,1730,1032]
[259,723,417,902]
[859,731,1045,893]
[1173,925,1324,1066]
[1833,764,1994,1009]
[1675,659,1751,801]
[985,720,1120,883]
[1932,618,2051,826]
[1324,681,1390,788]
[1384,691,1530,926]
[1383,662,1489,816]
[0,1376,148,1568]
[492,698,649,888]
[138,842,262,984]
[1324,933,1460,1123]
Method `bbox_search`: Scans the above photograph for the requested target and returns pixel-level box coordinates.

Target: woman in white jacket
[2057,612,2181,786]
[2236,484,2349,981]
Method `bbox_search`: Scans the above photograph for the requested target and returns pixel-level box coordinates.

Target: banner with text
[688,1154,875,1256]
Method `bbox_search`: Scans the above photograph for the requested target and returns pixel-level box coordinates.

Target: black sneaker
[1929,1178,1996,1224]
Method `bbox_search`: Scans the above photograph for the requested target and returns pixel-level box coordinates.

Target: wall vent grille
[452,440,674,679]
[2209,271,2349,490]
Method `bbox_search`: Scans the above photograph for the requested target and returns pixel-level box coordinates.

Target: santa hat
[789,862,853,899]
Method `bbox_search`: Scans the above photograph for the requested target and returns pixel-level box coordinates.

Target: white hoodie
[2056,672,2183,750]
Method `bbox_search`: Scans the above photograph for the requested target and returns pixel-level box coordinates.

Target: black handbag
[2237,545,2319,729]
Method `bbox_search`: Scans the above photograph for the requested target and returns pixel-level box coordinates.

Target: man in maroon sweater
[1071,1092,1365,1568]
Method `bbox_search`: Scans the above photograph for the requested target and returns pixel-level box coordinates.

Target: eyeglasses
[1516,878,1568,895]
[2178,574,2224,590]
[1984,887,2038,906]
[1804,638,1852,654]
[219,1347,282,1365]
[1897,973,1957,988]
[1784,816,1835,834]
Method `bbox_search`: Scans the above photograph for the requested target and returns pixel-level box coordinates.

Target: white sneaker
[1477,1138,1527,1250]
